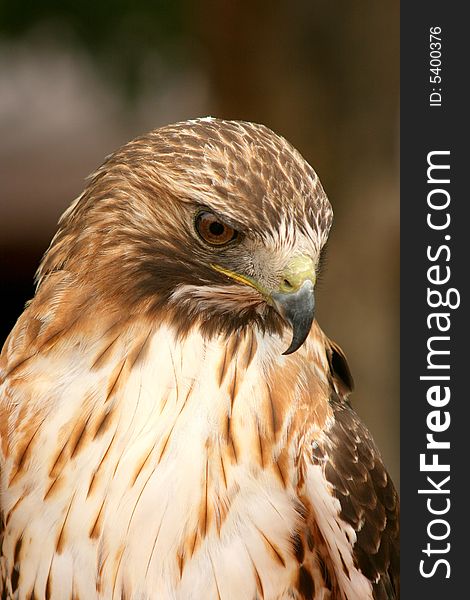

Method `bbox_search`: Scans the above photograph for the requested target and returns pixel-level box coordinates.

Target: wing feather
[300,396,399,600]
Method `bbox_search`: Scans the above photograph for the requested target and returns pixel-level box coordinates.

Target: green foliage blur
[0,0,189,99]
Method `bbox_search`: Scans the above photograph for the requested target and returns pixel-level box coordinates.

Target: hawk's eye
[195,211,238,246]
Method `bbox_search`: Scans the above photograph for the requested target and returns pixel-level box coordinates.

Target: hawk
[0,118,399,600]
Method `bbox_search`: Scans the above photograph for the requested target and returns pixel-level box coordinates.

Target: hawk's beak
[211,254,316,355]
[270,255,316,355]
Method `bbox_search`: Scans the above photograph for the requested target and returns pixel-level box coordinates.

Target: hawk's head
[38,118,333,354]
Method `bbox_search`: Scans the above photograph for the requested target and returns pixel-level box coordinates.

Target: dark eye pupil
[195,211,238,246]
[209,221,225,236]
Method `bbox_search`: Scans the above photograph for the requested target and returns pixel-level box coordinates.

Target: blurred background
[0,1,399,484]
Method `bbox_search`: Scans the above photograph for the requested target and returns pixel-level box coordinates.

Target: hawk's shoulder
[321,397,399,599]
[296,337,399,600]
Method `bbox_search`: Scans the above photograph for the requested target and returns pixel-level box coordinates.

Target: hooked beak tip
[271,279,315,355]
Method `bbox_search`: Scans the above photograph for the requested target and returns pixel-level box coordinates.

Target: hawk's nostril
[283,278,294,290]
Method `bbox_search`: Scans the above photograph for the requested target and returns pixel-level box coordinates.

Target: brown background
[0,1,399,485]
